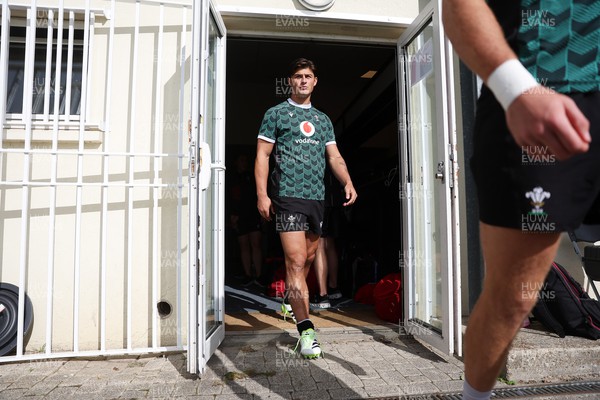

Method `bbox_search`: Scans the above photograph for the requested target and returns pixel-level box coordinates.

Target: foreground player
[255,58,357,358]
[443,1,597,399]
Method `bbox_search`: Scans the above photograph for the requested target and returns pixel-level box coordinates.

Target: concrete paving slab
[507,321,600,383]
[0,325,599,399]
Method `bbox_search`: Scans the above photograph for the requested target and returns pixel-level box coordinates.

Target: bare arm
[326,144,357,206]
[255,139,274,220]
[443,0,590,160]
[442,0,515,80]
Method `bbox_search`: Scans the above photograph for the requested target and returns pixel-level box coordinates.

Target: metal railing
[0,0,192,361]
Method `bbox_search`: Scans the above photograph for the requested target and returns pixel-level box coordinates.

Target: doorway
[188,0,461,375]
[223,38,402,332]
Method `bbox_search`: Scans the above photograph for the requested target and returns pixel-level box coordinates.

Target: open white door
[398,0,461,355]
[188,0,227,374]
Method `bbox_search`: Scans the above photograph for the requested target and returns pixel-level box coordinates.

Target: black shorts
[236,211,262,236]
[472,88,600,233]
[271,196,324,235]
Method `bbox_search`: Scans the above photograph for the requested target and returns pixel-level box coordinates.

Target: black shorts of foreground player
[443,1,598,400]
[473,90,600,232]
[255,58,357,359]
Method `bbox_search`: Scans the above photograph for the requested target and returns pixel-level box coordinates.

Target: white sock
[463,379,492,400]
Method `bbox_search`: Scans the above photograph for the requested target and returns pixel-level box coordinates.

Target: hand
[257,195,273,221]
[342,183,357,207]
[506,89,591,161]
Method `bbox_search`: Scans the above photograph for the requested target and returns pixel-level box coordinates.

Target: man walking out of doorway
[255,58,357,358]
[443,1,598,399]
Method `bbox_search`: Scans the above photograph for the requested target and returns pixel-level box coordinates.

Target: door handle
[198,141,212,190]
[198,143,227,190]
[211,163,226,172]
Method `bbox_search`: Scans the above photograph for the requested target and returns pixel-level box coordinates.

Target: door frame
[187,0,463,373]
[186,10,404,372]
[397,0,461,355]
[203,0,228,366]
[188,0,227,375]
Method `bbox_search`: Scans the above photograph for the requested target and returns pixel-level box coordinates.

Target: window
[7,26,84,116]
[1,8,90,121]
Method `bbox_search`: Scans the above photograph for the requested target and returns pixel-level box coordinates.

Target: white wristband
[486,59,539,111]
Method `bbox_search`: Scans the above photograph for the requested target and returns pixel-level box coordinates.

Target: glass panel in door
[203,13,219,338]
[405,21,443,333]
[200,2,226,367]
[188,0,226,374]
[398,0,456,355]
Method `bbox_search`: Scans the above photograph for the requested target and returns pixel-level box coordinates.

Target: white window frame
[0,4,100,129]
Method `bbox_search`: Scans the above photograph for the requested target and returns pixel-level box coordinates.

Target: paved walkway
[0,326,598,399]
[0,326,465,399]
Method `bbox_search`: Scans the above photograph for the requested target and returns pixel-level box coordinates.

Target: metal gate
[0,0,192,361]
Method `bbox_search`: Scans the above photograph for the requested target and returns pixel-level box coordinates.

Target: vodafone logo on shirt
[300,121,315,137]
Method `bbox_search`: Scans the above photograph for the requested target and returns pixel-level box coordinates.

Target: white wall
[215,0,417,42]
[216,0,418,20]
[0,0,191,354]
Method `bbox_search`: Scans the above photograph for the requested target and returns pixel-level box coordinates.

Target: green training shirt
[258,99,336,201]
[488,0,600,93]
